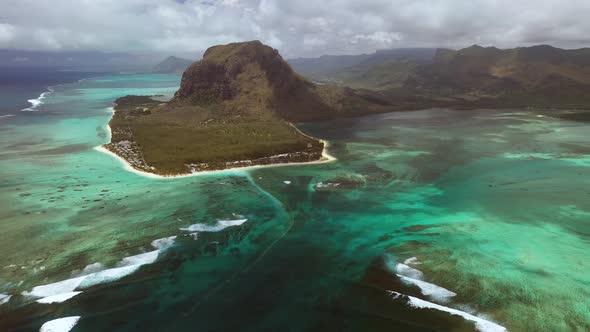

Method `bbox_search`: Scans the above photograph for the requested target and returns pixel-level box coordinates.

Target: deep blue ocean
[0,68,101,115]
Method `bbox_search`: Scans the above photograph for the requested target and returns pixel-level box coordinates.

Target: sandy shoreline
[95,107,336,180]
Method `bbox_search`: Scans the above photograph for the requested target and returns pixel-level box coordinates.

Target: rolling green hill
[289,48,437,89]
[297,44,590,109]
[403,45,590,107]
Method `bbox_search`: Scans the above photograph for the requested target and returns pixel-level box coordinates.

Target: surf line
[20,76,96,112]
[21,88,53,111]
[388,291,507,332]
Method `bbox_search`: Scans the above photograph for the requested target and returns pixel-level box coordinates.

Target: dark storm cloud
[1,0,589,57]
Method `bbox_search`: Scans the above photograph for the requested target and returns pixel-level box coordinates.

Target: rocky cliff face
[173,40,334,121]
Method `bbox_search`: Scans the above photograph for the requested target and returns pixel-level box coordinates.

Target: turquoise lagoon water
[0,73,589,331]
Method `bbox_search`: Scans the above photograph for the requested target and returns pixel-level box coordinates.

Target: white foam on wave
[24,235,177,300]
[396,263,424,279]
[23,276,86,298]
[26,263,148,300]
[404,257,421,265]
[386,256,456,303]
[119,250,160,267]
[388,291,507,332]
[39,316,80,332]
[78,265,142,289]
[397,274,456,302]
[180,218,248,232]
[314,182,340,189]
[22,90,52,112]
[36,291,82,304]
[283,180,292,185]
[0,114,15,119]
[0,293,11,305]
[151,236,177,250]
[78,262,104,276]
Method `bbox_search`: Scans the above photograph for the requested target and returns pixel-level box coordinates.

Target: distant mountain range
[152,56,194,73]
[0,49,163,70]
[289,48,436,89]
[403,45,590,108]
[4,43,590,110]
[289,48,436,74]
[0,50,198,72]
[293,44,590,109]
[408,45,590,92]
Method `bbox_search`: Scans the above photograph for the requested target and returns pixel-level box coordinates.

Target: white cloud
[0,23,15,43]
[0,0,589,57]
[352,31,404,47]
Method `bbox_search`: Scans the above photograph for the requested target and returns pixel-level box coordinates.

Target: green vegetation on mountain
[289,54,374,76]
[408,45,590,89]
[399,45,590,108]
[297,44,590,110]
[327,58,422,90]
[290,48,436,90]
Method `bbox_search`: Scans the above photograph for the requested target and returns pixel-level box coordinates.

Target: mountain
[402,44,590,107]
[289,48,437,89]
[288,54,373,76]
[104,40,399,175]
[325,49,437,90]
[289,48,436,75]
[408,44,590,90]
[172,40,340,122]
[295,44,590,109]
[171,40,394,122]
[105,41,361,175]
[152,56,193,73]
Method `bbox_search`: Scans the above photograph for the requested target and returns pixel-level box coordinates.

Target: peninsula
[102,41,386,176]
[291,44,590,110]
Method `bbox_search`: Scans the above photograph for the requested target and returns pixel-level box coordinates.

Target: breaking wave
[23,236,176,302]
[179,218,248,232]
[388,291,507,332]
[21,88,54,112]
[39,316,80,332]
[35,291,82,304]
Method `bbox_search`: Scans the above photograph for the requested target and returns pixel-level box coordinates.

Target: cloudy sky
[1,0,589,57]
